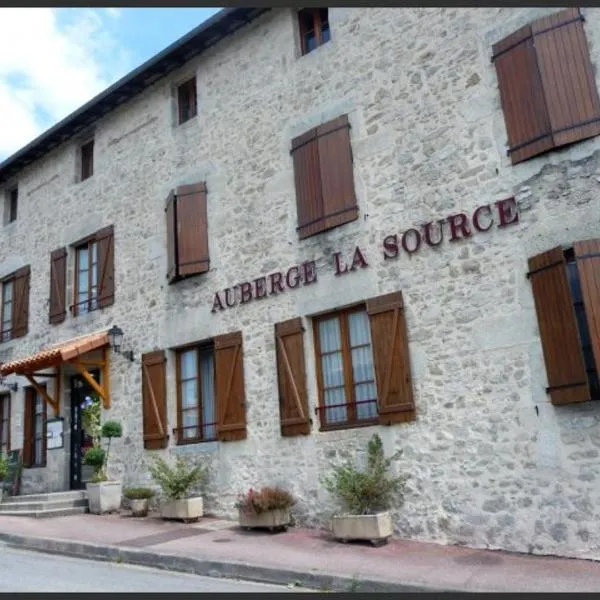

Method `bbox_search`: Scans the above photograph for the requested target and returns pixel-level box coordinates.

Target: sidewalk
[1,512,600,592]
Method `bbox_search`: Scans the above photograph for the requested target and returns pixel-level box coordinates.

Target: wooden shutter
[165,190,177,283]
[291,114,358,239]
[96,225,115,308]
[275,318,310,436]
[528,247,589,405]
[11,265,30,339]
[141,350,169,450]
[22,388,33,468]
[574,239,600,381]
[492,9,600,164]
[49,247,67,324]
[366,291,415,425]
[214,331,246,441]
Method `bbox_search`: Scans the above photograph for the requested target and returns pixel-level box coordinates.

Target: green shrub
[0,454,8,481]
[322,433,408,515]
[102,420,122,438]
[123,487,155,500]
[149,456,208,501]
[235,486,295,515]
[83,446,107,482]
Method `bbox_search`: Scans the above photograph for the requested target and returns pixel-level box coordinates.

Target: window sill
[298,39,332,60]
[175,437,217,446]
[24,464,47,470]
[319,418,379,433]
[176,114,197,128]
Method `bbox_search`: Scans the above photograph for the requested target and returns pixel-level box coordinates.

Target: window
[312,292,416,431]
[165,182,209,283]
[24,387,46,468]
[80,139,94,181]
[177,77,197,125]
[528,240,600,405]
[71,226,114,316]
[0,266,30,342]
[0,394,10,455]
[291,114,358,239]
[176,344,217,444]
[492,8,600,165]
[299,8,330,55]
[6,187,17,223]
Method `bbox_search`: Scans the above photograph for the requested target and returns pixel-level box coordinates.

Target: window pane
[355,382,378,420]
[322,351,344,388]
[323,387,347,424]
[348,311,371,347]
[321,23,331,43]
[180,350,197,380]
[351,346,375,384]
[199,349,216,440]
[91,242,98,269]
[319,318,341,352]
[78,269,88,297]
[181,379,198,410]
[3,281,12,303]
[182,409,198,439]
[3,301,11,325]
[35,439,42,465]
[306,33,317,52]
[78,247,88,272]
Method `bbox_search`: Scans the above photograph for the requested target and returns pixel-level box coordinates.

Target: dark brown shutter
[492,9,600,165]
[177,182,210,281]
[22,388,33,468]
[291,114,358,239]
[165,190,177,283]
[367,291,415,425]
[528,247,589,405]
[275,318,310,436]
[11,265,30,339]
[96,225,114,308]
[214,331,246,441]
[49,247,67,324]
[574,239,600,379]
[532,8,600,149]
[141,350,169,450]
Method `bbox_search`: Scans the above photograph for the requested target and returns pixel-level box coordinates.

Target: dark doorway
[70,371,99,490]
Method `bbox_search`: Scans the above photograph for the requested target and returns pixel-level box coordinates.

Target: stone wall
[2,7,600,559]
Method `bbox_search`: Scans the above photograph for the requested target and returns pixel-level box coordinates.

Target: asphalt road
[0,545,309,592]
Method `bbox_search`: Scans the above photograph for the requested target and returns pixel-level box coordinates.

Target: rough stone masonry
[2,7,600,561]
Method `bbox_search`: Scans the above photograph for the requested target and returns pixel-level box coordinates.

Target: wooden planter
[238,508,291,532]
[160,497,203,522]
[331,511,393,546]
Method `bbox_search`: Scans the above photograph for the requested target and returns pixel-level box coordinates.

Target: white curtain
[319,317,347,424]
[34,393,43,465]
[180,350,198,440]
[348,311,377,420]
[199,349,216,440]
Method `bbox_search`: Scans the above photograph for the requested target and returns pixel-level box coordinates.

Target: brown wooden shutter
[528,247,589,405]
[492,9,600,164]
[49,247,67,325]
[291,114,358,239]
[167,182,210,283]
[165,190,177,283]
[141,350,169,450]
[214,331,246,441]
[366,291,415,425]
[574,239,600,380]
[96,225,114,308]
[11,265,30,339]
[275,318,310,436]
[22,388,33,468]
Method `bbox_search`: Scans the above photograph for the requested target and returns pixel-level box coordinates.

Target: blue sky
[0,7,221,162]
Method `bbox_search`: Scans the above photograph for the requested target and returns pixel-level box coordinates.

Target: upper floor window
[75,239,98,315]
[5,187,18,224]
[1,279,13,343]
[299,8,330,55]
[23,386,46,468]
[290,114,357,239]
[0,266,30,342]
[492,8,600,165]
[177,77,197,125]
[80,139,94,181]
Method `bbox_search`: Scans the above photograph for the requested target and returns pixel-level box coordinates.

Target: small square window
[177,77,197,125]
[80,140,94,181]
[299,8,330,56]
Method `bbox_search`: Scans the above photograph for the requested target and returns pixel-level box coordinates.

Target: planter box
[238,508,291,531]
[87,481,122,515]
[331,511,393,546]
[130,498,149,518]
[160,497,203,522]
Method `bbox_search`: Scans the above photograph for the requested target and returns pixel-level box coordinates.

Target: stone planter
[331,511,393,546]
[86,481,122,515]
[130,498,149,518]
[238,508,291,532]
[160,496,203,522]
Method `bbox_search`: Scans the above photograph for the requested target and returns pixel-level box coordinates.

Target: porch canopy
[0,329,112,415]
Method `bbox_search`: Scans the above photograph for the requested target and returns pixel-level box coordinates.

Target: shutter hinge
[546,381,587,393]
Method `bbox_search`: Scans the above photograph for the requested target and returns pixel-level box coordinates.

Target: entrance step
[0,490,88,518]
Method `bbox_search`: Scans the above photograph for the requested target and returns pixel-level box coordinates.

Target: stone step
[0,505,88,518]
[0,498,88,514]
[2,490,87,504]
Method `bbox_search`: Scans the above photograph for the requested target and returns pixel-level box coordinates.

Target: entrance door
[70,372,99,490]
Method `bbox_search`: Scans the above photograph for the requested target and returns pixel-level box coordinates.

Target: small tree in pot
[322,433,408,546]
[149,456,208,522]
[123,487,155,517]
[81,395,123,514]
[236,486,295,532]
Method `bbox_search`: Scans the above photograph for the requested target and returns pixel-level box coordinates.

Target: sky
[0,7,221,163]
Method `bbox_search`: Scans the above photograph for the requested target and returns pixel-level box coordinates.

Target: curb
[0,532,458,593]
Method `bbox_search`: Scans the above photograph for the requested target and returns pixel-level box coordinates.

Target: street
[0,545,310,592]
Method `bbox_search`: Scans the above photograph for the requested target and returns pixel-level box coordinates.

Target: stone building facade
[1,7,600,560]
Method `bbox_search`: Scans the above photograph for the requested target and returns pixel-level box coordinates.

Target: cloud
[0,8,131,162]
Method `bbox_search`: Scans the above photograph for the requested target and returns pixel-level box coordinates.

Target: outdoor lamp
[108,325,134,362]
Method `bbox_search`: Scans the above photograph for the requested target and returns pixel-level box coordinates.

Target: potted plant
[149,456,207,522]
[123,487,155,517]
[81,395,123,515]
[0,453,8,503]
[236,486,295,532]
[322,433,408,546]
